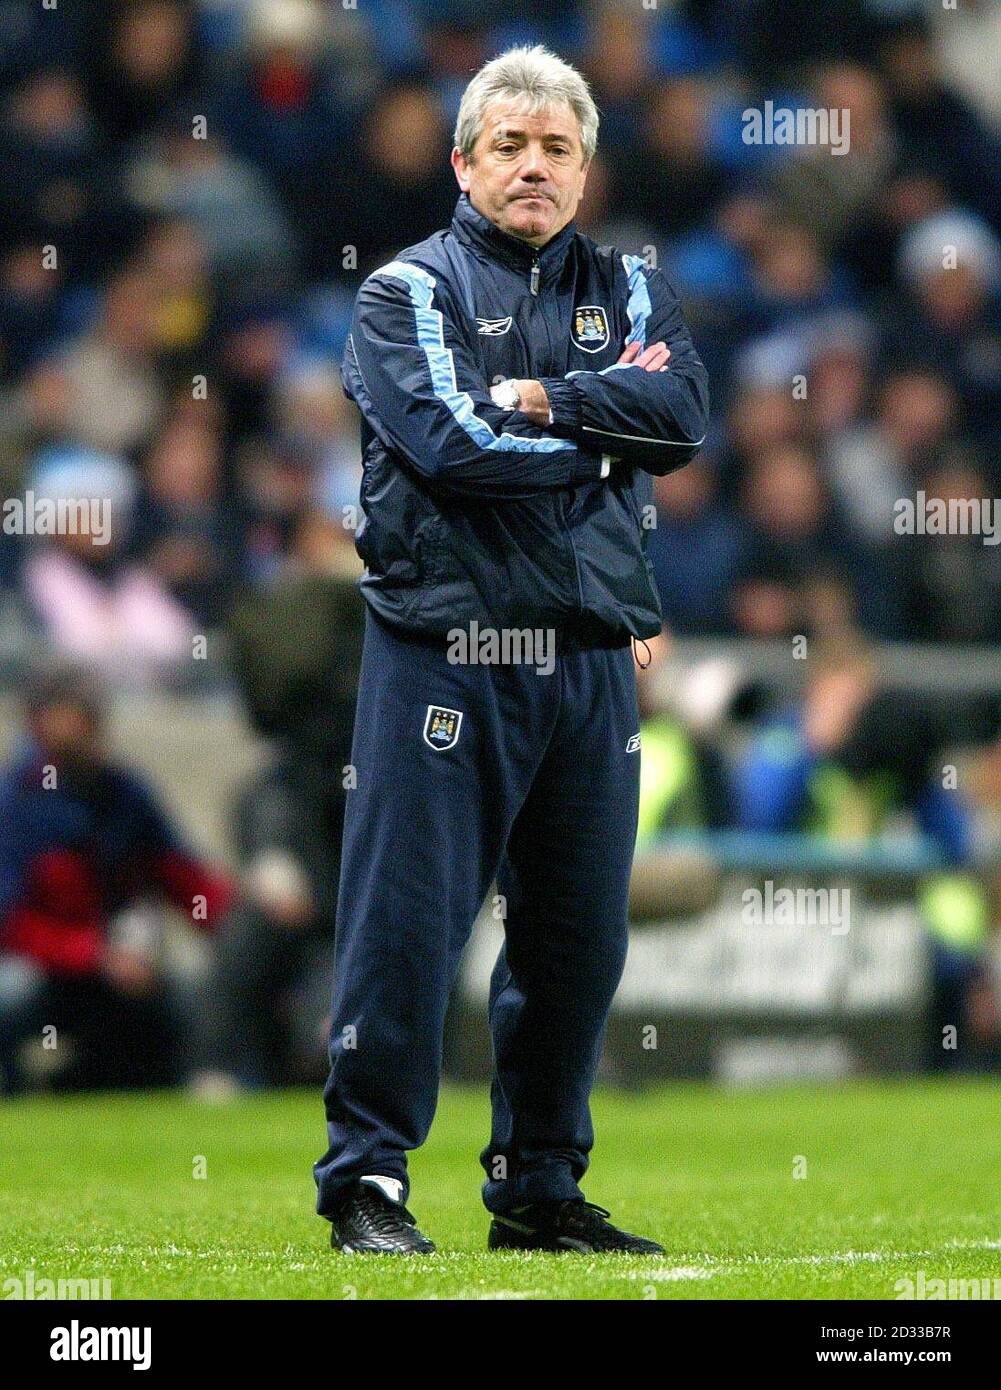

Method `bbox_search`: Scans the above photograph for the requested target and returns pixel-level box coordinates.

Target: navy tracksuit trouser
[313,608,641,1216]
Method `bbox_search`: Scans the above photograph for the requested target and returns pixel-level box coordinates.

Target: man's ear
[451,147,471,193]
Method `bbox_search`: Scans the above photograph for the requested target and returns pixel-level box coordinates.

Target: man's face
[451,98,589,246]
[30,701,104,772]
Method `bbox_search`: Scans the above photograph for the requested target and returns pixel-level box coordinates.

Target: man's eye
[548,147,570,157]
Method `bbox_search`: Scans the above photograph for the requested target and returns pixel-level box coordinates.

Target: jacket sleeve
[151,851,236,931]
[342,260,608,500]
[539,258,709,475]
[122,772,236,931]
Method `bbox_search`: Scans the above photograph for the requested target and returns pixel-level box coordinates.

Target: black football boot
[330,1180,436,1255]
[488,1200,664,1254]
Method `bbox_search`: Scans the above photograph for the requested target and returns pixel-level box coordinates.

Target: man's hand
[245,850,315,931]
[99,941,157,997]
[618,340,670,371]
[490,378,552,426]
[512,379,552,426]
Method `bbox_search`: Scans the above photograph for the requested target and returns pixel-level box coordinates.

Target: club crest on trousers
[423,705,463,750]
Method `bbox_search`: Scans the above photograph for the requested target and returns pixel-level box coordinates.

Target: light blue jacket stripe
[622,254,650,348]
[372,260,575,454]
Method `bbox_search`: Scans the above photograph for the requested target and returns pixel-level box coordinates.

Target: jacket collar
[450,194,576,289]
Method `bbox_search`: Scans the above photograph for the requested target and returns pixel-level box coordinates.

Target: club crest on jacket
[571,305,610,352]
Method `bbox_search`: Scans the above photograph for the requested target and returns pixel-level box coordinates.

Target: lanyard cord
[632,636,652,669]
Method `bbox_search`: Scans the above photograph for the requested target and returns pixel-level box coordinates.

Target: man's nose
[517,147,549,181]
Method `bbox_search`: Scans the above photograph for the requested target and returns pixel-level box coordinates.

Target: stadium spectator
[619,77,730,239]
[317,83,458,280]
[635,637,738,845]
[885,210,1001,456]
[0,237,65,392]
[21,446,195,685]
[769,64,896,254]
[210,0,370,277]
[45,265,167,457]
[816,322,905,544]
[931,0,1001,129]
[137,217,216,372]
[734,640,971,856]
[126,117,300,295]
[0,66,129,287]
[898,455,1001,645]
[194,509,364,1089]
[131,407,242,631]
[730,442,902,633]
[733,639,993,1071]
[0,662,234,1094]
[273,358,362,516]
[876,14,1001,231]
[578,6,656,149]
[646,456,750,635]
[81,0,206,146]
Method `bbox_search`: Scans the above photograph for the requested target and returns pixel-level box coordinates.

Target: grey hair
[454,45,599,165]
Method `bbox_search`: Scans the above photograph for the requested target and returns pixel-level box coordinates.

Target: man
[199,510,365,1088]
[0,663,234,1093]
[314,45,709,1254]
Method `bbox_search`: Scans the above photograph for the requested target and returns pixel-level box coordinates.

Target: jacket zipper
[530,254,583,612]
[560,492,585,613]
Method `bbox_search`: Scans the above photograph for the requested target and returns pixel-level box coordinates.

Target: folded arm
[342,260,607,500]
[539,258,710,475]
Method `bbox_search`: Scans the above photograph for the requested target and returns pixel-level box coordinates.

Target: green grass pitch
[2,1080,999,1300]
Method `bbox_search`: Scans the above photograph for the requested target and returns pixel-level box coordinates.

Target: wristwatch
[491,378,521,411]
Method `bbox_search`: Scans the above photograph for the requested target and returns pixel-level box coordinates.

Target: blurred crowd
[1,0,1000,1091]
[1,0,1000,662]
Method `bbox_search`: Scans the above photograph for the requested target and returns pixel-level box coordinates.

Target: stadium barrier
[453,830,1001,1086]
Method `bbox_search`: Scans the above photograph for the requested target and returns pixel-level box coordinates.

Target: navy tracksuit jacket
[314,194,708,1216]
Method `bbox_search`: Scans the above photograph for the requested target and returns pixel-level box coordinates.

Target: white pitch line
[471,1289,548,1300]
[615,1240,1001,1279]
